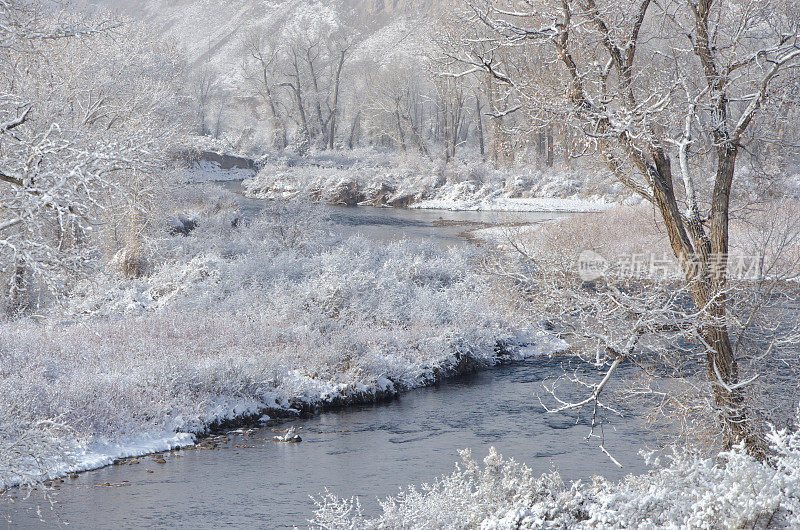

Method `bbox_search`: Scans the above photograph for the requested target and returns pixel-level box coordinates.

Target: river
[3,184,658,529]
[4,360,654,529]
[221,178,572,247]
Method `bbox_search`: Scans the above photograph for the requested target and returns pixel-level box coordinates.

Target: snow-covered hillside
[86,0,434,84]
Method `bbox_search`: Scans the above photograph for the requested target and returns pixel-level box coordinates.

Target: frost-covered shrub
[312,430,800,529]
[0,198,550,489]
[0,418,74,492]
[312,448,576,529]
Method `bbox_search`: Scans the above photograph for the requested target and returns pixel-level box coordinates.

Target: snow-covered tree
[451,0,800,454]
[0,3,187,314]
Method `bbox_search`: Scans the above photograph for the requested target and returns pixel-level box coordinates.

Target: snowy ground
[0,190,565,492]
[6,155,800,527]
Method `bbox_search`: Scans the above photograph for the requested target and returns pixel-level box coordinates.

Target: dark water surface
[5,359,655,529]
[222,178,573,246]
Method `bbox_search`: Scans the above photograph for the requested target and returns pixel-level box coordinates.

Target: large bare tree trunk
[462,0,800,459]
[645,146,762,455]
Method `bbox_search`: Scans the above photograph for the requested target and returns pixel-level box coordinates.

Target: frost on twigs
[477,203,800,458]
[311,447,573,529]
[0,5,186,315]
[312,430,800,528]
[0,417,75,492]
[0,198,544,490]
[241,149,620,210]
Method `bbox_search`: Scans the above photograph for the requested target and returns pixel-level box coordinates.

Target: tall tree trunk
[395,105,406,152]
[290,81,310,152]
[536,132,546,166]
[546,126,554,167]
[328,48,347,150]
[348,110,360,150]
[476,95,485,159]
[645,146,762,456]
[306,49,327,147]
[288,53,311,147]
[442,99,451,162]
[262,73,286,149]
[450,94,463,161]
[561,127,573,169]
[401,109,430,158]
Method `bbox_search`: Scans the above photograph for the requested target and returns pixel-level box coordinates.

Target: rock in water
[273,426,302,443]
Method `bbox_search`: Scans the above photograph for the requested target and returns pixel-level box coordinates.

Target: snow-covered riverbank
[235,149,626,211]
[0,192,565,492]
[1,330,562,492]
[312,429,800,528]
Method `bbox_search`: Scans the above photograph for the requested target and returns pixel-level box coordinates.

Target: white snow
[0,195,565,490]
[60,433,196,480]
[241,149,629,211]
[312,429,800,528]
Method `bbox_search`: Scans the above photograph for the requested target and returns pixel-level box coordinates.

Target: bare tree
[326,42,350,150]
[435,75,467,162]
[242,33,287,149]
[453,0,800,454]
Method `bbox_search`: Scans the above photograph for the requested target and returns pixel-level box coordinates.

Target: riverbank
[211,148,626,211]
[0,189,566,493]
[1,330,562,493]
[311,428,800,528]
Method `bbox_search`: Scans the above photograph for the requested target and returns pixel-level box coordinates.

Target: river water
[223,178,571,247]
[5,360,654,529]
[3,184,659,528]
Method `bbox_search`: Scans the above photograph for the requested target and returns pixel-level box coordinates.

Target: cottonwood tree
[365,59,435,155]
[438,17,537,167]
[484,201,800,462]
[434,75,468,162]
[261,6,353,153]
[455,0,800,453]
[192,64,224,137]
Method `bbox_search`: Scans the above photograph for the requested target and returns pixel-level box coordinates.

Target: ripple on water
[2,359,658,529]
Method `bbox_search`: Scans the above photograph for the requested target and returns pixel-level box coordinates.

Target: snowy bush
[0,198,554,490]
[312,430,800,529]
